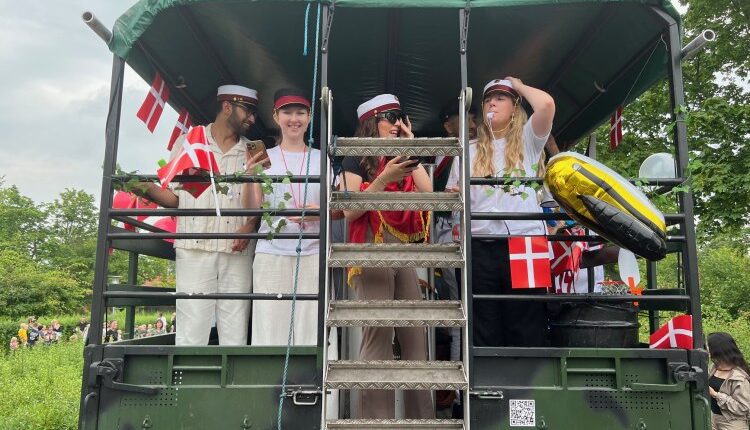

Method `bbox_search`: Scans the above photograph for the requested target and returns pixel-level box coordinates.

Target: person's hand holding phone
[244,142,270,173]
[378,156,419,183]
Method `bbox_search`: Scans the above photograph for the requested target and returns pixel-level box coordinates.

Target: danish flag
[550,228,585,293]
[509,236,552,289]
[157,126,220,198]
[650,314,693,349]
[137,73,170,132]
[609,106,623,150]
[168,109,192,151]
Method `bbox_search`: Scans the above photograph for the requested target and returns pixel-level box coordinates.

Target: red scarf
[347,157,431,286]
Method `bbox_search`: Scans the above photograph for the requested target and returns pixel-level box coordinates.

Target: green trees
[0,180,174,319]
[595,0,750,237]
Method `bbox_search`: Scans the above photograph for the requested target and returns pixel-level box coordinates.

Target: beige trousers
[712,413,749,430]
[352,230,433,419]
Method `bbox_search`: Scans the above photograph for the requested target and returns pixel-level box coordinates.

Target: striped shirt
[169,123,251,254]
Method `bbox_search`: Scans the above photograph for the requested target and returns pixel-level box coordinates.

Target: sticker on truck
[509,399,536,427]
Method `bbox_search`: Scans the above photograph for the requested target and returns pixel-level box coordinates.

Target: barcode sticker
[509,399,535,427]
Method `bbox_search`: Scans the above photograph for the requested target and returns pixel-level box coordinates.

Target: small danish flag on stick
[609,106,623,150]
[137,72,170,132]
[650,314,693,349]
[509,236,552,289]
[168,108,192,151]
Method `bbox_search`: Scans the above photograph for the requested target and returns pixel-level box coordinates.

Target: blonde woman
[447,77,555,347]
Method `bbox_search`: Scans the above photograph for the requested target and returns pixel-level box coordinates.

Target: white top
[255,146,321,256]
[447,117,549,236]
[171,123,252,254]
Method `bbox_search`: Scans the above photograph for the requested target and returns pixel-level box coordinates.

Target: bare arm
[411,164,433,192]
[143,183,178,208]
[507,76,555,138]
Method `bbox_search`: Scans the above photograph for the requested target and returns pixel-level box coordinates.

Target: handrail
[111,208,320,217]
[471,234,686,242]
[112,174,319,183]
[469,177,685,186]
[103,291,318,300]
[473,294,690,302]
[108,232,318,240]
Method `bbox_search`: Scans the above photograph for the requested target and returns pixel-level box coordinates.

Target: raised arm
[507,76,555,138]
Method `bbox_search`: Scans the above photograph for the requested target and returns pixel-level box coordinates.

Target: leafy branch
[252,165,294,240]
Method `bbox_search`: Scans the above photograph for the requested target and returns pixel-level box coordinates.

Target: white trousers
[175,248,252,346]
[252,253,318,345]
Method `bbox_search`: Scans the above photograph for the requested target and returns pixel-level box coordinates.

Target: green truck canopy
[108,0,681,143]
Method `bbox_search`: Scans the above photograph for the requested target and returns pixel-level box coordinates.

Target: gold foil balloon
[545,152,667,260]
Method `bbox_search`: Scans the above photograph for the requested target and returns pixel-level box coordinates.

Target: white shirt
[170,123,252,254]
[447,117,549,236]
[255,146,321,256]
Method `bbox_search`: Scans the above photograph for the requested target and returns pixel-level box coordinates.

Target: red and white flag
[609,106,623,150]
[650,314,693,349]
[550,228,585,293]
[137,73,170,132]
[157,126,220,200]
[167,108,192,151]
[509,236,552,289]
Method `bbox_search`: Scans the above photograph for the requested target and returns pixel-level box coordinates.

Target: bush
[0,342,83,430]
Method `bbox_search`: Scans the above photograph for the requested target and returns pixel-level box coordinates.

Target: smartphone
[405,156,423,165]
[246,140,271,169]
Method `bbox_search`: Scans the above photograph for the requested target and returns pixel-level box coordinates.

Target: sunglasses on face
[232,102,257,116]
[376,110,406,125]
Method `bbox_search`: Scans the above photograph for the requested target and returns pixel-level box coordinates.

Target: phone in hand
[246,140,271,169]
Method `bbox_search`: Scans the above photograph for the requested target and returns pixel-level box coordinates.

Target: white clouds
[1,2,177,204]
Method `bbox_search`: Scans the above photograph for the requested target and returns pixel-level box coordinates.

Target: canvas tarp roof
[107,0,681,143]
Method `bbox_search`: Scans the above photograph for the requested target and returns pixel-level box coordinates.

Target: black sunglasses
[231,102,257,115]
[376,110,406,125]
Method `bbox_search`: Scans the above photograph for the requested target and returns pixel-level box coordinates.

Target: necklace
[279,145,308,229]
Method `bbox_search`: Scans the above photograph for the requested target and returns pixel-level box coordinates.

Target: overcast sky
[0,2,177,204]
[2,1,690,204]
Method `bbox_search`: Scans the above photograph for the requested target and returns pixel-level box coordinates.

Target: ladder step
[329,244,463,268]
[327,300,465,327]
[326,360,467,390]
[330,192,462,211]
[331,137,461,157]
[326,419,464,429]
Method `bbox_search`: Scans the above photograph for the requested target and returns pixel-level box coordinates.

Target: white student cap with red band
[483,79,520,100]
[357,94,401,122]
[217,85,259,106]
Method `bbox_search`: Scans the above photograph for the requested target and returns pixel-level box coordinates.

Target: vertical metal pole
[90,55,125,345]
[646,260,659,333]
[318,3,333,426]
[459,5,472,428]
[78,53,125,430]
[653,8,703,348]
[586,134,597,293]
[124,252,139,339]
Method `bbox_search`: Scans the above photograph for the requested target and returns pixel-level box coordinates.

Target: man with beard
[141,85,266,346]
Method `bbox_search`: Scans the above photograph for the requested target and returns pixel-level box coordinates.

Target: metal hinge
[88,358,159,395]
[672,362,704,384]
[470,390,504,400]
[283,387,322,406]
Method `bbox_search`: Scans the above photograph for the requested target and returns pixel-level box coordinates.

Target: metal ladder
[320,88,473,430]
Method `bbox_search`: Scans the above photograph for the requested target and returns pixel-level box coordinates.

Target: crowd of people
[9,317,89,350]
[7,313,177,350]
